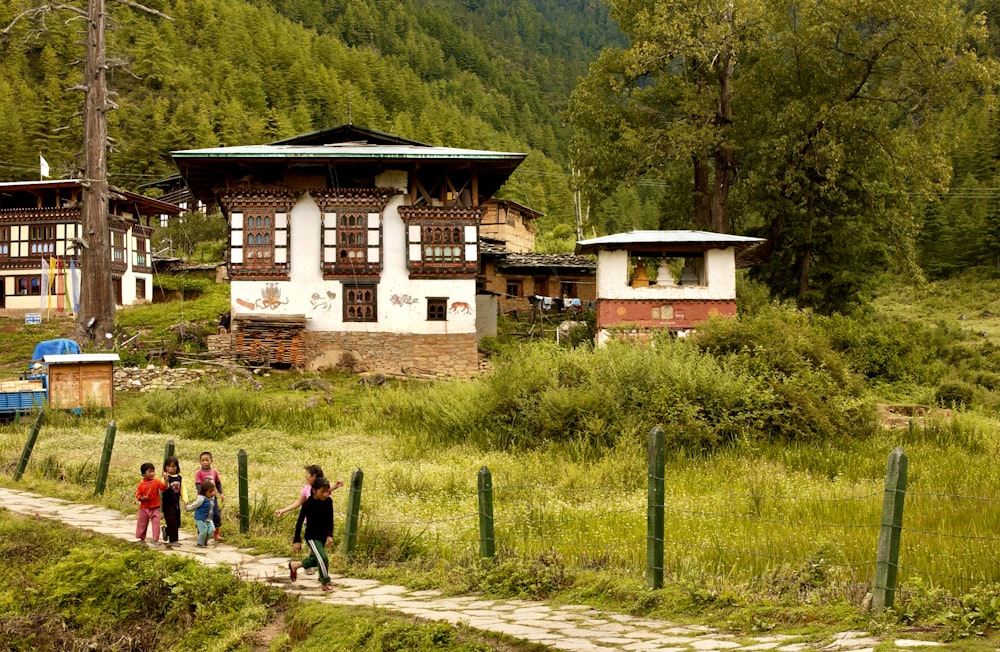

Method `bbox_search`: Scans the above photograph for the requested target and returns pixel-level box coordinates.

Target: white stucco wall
[596,248,737,301]
[230,170,478,334]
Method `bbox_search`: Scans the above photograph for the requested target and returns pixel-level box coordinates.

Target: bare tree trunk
[692,154,712,230]
[709,4,736,235]
[72,0,115,345]
[796,187,816,308]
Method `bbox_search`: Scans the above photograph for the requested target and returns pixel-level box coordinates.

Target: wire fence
[325,445,1000,602]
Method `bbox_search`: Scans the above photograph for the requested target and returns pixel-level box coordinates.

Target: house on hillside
[171,124,526,376]
[476,198,596,316]
[0,180,181,312]
[575,230,764,345]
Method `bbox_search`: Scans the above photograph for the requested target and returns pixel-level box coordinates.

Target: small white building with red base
[575,230,764,345]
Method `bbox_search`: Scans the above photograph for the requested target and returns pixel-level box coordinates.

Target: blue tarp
[31,338,81,362]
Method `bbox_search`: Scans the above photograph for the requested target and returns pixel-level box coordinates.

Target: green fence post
[647,426,665,589]
[94,421,117,495]
[341,468,364,561]
[238,449,249,533]
[872,446,907,613]
[477,466,495,558]
[12,410,45,481]
[162,439,175,469]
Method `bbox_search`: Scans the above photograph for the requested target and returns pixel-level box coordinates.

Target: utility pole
[73,0,115,345]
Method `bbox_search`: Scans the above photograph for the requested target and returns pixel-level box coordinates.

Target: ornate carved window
[343,282,377,322]
[133,235,149,271]
[313,188,397,280]
[111,231,127,272]
[222,189,297,280]
[400,206,482,278]
[29,225,55,256]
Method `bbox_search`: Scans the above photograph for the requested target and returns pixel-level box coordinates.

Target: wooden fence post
[873,446,907,613]
[647,426,665,589]
[12,410,45,481]
[478,466,495,558]
[238,449,249,533]
[342,468,364,560]
[94,421,116,495]
[162,439,175,469]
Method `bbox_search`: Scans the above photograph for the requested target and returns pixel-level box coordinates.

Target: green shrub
[468,552,572,599]
[934,380,976,409]
[366,312,877,453]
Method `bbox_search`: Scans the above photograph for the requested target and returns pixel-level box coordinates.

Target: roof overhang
[0,179,182,215]
[575,230,765,255]
[171,144,527,205]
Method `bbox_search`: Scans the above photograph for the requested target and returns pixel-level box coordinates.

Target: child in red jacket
[135,462,167,545]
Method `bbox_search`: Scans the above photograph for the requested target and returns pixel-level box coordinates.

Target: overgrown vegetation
[4,274,1000,646]
[0,512,546,651]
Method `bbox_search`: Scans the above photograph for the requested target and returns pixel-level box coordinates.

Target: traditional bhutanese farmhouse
[575,230,764,345]
[476,198,596,316]
[0,180,180,312]
[171,125,526,376]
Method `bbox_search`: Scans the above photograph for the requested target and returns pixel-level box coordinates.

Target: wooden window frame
[133,235,149,269]
[400,206,482,279]
[29,224,55,256]
[427,297,448,321]
[15,275,41,296]
[222,190,296,281]
[343,282,377,323]
[314,188,397,280]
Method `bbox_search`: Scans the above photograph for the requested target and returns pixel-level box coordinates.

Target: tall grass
[5,298,1000,629]
[365,323,876,453]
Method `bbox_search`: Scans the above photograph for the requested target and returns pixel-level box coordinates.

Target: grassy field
[2,270,1000,646]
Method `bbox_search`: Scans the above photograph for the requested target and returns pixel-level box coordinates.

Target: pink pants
[136,506,161,541]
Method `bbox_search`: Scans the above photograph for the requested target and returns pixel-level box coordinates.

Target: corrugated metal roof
[171,144,526,161]
[576,230,764,254]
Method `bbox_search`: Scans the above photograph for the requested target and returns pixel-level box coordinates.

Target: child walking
[274,464,343,518]
[161,456,187,547]
[289,477,335,592]
[185,480,217,546]
[135,462,167,545]
[194,451,224,541]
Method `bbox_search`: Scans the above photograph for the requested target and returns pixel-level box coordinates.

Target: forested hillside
[5,0,1000,314]
[0,0,618,230]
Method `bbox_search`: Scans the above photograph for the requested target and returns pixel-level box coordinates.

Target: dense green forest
[3,0,1000,312]
[0,0,619,230]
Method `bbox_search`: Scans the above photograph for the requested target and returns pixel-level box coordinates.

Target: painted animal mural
[311,291,337,311]
[390,294,420,306]
[449,301,472,314]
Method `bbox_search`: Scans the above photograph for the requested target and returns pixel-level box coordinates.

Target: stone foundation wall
[302,331,479,377]
[114,366,212,392]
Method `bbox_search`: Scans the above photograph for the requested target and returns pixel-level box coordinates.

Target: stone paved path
[0,487,944,652]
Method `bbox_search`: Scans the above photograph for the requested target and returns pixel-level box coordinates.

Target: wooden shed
[42,353,120,412]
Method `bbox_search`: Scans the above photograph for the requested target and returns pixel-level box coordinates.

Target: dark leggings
[163,503,181,543]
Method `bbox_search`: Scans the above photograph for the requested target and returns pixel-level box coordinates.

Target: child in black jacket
[288,477,334,591]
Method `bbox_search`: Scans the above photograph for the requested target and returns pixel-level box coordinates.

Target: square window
[506,280,522,298]
[427,298,447,321]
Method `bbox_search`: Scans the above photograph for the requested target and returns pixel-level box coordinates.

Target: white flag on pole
[39,154,50,179]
